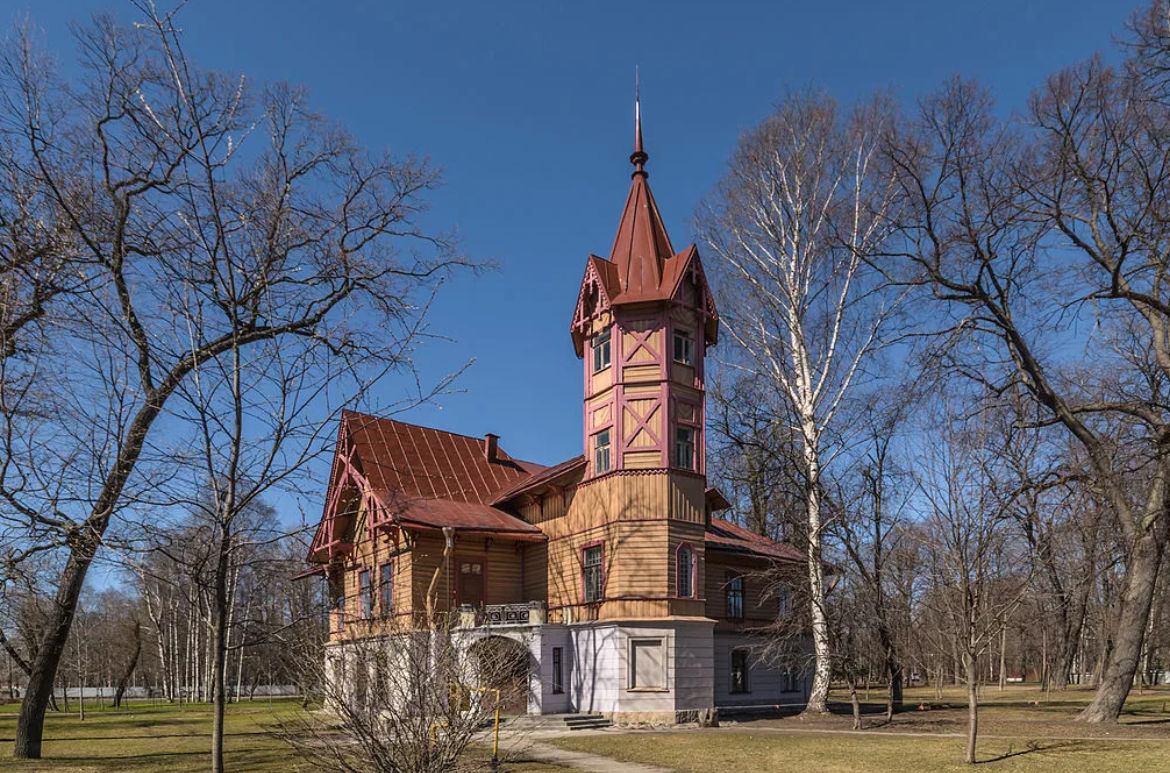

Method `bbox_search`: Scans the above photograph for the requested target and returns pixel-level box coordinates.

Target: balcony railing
[454,601,546,628]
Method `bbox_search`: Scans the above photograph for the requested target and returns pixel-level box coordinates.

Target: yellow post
[491,688,501,771]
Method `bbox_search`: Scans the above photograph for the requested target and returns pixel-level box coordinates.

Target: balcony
[454,601,546,628]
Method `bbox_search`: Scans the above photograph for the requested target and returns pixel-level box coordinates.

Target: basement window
[730,649,750,694]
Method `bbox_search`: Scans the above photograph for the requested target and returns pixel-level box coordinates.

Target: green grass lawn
[551,685,1170,772]
[552,732,1170,773]
[0,699,567,772]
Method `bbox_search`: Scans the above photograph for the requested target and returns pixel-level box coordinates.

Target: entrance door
[458,560,485,607]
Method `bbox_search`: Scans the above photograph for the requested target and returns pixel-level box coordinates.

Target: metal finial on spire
[631,66,648,177]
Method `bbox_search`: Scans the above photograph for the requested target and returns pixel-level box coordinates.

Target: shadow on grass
[977,740,1082,764]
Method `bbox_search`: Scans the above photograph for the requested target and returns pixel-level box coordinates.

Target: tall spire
[631,67,648,177]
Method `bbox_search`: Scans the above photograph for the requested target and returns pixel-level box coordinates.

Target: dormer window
[594,429,611,474]
[673,328,694,366]
[593,329,612,373]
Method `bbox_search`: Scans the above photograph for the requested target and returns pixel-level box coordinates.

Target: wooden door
[458,560,485,607]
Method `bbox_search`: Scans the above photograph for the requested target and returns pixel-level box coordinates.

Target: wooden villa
[307,103,809,722]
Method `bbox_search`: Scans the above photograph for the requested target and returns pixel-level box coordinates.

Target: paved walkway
[520,739,674,773]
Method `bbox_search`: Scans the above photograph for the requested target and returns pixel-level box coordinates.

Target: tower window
[673,328,694,365]
[594,429,611,474]
[592,329,611,373]
[675,426,695,470]
[677,544,695,598]
[583,544,605,603]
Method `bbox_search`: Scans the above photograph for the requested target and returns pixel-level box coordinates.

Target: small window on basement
[552,647,564,694]
[730,649,750,694]
[592,328,611,373]
[675,426,695,470]
[673,328,694,365]
[594,429,611,474]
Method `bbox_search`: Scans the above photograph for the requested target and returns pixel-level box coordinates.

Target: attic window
[593,329,611,373]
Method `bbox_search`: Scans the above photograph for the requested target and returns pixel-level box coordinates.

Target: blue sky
[21,0,1135,474]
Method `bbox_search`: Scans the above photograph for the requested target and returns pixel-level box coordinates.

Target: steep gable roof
[342,410,542,503]
[309,411,547,562]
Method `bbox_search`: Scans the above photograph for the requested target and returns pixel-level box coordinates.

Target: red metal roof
[490,455,586,506]
[706,518,805,563]
[342,410,543,504]
[384,496,545,539]
[569,114,719,356]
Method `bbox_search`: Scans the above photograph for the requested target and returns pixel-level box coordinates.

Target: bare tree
[699,88,903,714]
[275,625,519,773]
[885,18,1170,716]
[913,405,1031,764]
[835,399,912,720]
[1,1,467,758]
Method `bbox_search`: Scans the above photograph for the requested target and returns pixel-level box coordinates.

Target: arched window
[677,544,695,598]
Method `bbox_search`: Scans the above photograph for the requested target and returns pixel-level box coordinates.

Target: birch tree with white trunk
[699,89,902,714]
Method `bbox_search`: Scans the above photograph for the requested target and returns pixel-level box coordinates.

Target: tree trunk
[801,433,831,715]
[964,652,978,764]
[998,627,1007,691]
[1079,525,1165,722]
[850,682,861,730]
[14,546,94,758]
[113,623,142,709]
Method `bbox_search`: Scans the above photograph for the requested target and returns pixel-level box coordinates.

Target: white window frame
[592,328,612,373]
[594,428,611,474]
[673,328,694,366]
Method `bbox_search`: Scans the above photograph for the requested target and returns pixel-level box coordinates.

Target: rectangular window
[673,328,694,365]
[335,591,346,632]
[379,562,394,615]
[677,545,694,598]
[777,585,791,620]
[552,647,564,694]
[358,569,372,620]
[675,426,695,470]
[592,329,611,373]
[583,544,604,603]
[629,639,666,690]
[594,429,611,474]
[727,574,744,620]
[730,649,750,694]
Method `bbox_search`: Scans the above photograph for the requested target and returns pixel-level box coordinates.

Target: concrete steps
[503,713,612,731]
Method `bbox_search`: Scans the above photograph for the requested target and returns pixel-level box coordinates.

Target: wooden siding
[704,553,779,631]
[409,533,529,614]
